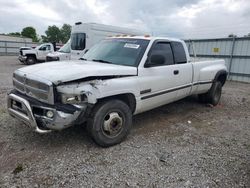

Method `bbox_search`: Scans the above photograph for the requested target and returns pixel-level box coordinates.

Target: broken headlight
[60,93,87,104]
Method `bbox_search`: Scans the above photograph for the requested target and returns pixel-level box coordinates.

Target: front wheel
[87,100,132,147]
[26,56,36,65]
[198,81,222,106]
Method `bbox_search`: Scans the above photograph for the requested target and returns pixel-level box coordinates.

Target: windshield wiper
[92,59,113,64]
[79,57,87,60]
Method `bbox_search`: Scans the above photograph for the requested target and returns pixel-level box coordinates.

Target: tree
[44,25,61,43]
[228,33,237,38]
[8,32,21,37]
[41,35,48,42]
[21,27,38,42]
[60,24,71,43]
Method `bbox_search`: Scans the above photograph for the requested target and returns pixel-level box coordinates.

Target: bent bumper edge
[8,93,51,134]
[7,93,85,133]
[18,55,27,62]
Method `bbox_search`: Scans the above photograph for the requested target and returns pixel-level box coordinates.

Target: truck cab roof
[108,35,184,43]
[107,36,190,62]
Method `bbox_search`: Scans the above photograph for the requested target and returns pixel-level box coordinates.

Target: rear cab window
[171,42,187,64]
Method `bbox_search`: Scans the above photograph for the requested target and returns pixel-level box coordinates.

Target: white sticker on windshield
[124,43,140,49]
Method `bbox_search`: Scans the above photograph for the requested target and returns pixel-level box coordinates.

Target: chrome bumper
[18,55,27,62]
[7,93,84,133]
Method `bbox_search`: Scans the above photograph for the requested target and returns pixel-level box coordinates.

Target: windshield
[71,33,86,50]
[82,38,149,67]
[35,44,44,50]
[35,44,51,51]
[58,40,70,53]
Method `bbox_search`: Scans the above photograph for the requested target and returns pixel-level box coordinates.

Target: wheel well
[217,73,227,86]
[98,93,136,113]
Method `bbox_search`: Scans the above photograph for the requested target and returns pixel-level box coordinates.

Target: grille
[20,50,23,56]
[13,72,54,104]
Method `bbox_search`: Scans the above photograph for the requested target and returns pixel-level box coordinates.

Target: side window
[39,45,47,51]
[149,42,174,66]
[71,33,86,50]
[47,45,51,51]
[171,42,187,64]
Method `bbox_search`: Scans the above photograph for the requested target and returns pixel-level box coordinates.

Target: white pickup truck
[19,43,54,65]
[8,36,227,147]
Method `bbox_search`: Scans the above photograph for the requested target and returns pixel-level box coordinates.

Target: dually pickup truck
[19,43,54,65]
[8,36,227,147]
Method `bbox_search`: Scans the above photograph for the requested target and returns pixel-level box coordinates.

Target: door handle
[174,70,179,75]
[77,52,80,55]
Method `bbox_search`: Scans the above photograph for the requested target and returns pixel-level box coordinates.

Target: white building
[0,34,32,42]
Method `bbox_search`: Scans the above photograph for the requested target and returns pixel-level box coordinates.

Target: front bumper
[7,92,86,133]
[18,55,27,62]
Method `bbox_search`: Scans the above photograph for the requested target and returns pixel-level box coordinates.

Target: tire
[198,81,222,106]
[26,56,36,65]
[198,94,206,103]
[87,100,132,147]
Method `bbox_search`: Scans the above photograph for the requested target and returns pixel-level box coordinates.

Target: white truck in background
[8,36,227,147]
[19,43,54,65]
[46,22,146,62]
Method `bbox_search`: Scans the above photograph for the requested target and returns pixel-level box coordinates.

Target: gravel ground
[0,56,249,187]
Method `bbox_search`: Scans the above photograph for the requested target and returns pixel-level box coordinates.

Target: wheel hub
[103,112,123,136]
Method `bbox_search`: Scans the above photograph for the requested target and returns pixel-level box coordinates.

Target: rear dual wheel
[198,81,222,106]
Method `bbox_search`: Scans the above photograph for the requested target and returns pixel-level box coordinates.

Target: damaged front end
[8,69,106,133]
[7,75,103,133]
[7,90,89,133]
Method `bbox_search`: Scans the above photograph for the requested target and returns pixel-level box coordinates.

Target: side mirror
[145,54,165,67]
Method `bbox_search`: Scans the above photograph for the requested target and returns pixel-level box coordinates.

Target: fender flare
[213,70,228,86]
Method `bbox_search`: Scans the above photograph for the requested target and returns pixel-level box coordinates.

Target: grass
[12,164,23,175]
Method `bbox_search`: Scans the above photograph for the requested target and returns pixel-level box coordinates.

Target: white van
[46,22,146,61]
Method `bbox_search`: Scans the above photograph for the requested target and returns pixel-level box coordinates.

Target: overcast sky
[0,0,250,39]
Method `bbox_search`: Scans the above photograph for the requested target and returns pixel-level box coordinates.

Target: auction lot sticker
[124,43,140,49]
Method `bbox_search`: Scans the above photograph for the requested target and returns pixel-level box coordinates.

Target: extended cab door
[170,42,193,100]
[138,41,180,112]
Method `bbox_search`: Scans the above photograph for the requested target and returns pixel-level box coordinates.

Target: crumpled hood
[22,49,35,55]
[16,60,137,85]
